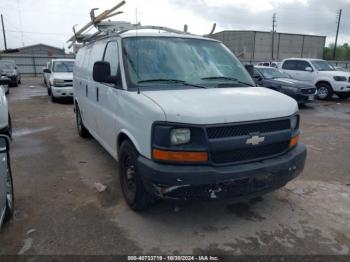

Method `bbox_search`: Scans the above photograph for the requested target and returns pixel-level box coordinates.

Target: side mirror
[305,67,313,72]
[0,135,10,153]
[43,68,51,73]
[93,61,117,84]
[0,77,10,85]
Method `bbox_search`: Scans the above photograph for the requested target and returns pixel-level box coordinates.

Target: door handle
[96,87,99,102]
[85,85,88,97]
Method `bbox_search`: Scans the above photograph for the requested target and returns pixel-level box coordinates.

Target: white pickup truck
[280,58,350,100]
[73,28,307,210]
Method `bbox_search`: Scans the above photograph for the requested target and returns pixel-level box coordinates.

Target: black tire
[75,104,90,138]
[316,83,333,100]
[51,93,58,103]
[119,140,153,211]
[5,88,9,95]
[337,93,350,99]
[7,114,12,139]
[48,87,52,96]
[4,154,14,223]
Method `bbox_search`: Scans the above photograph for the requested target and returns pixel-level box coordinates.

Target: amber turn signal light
[152,149,208,163]
[289,134,299,148]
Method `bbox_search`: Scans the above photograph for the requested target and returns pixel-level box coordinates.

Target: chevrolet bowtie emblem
[246,135,265,146]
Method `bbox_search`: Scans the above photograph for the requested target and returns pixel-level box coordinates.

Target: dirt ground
[0,77,349,255]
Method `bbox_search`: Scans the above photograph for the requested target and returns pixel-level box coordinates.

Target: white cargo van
[73,28,306,210]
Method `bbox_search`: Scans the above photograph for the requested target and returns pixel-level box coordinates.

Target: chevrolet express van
[73,30,306,210]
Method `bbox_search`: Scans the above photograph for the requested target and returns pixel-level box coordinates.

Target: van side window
[282,60,297,70]
[103,41,119,76]
[296,61,312,71]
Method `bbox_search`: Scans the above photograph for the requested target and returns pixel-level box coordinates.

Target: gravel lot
[0,77,349,255]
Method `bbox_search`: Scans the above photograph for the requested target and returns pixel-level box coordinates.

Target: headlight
[333,76,347,81]
[170,128,191,145]
[53,79,65,86]
[290,115,299,130]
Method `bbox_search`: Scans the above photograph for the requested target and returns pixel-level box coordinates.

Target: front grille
[211,141,289,164]
[301,88,316,95]
[207,119,290,139]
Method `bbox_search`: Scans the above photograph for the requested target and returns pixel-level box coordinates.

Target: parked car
[43,59,75,102]
[280,58,350,100]
[74,29,306,211]
[253,66,316,105]
[0,60,21,87]
[0,135,13,230]
[0,76,10,95]
[257,61,281,68]
[0,78,12,138]
[42,61,51,87]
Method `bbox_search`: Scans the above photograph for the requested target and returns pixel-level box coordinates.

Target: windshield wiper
[201,76,254,87]
[137,79,207,89]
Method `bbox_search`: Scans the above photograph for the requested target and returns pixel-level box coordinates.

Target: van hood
[51,72,73,80]
[142,87,298,125]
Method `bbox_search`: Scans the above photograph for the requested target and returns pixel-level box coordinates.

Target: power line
[1,14,7,50]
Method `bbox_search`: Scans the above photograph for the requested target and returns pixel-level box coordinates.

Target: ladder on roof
[67,1,193,49]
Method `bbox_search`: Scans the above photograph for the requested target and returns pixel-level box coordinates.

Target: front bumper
[332,81,350,92]
[136,144,307,201]
[51,86,74,98]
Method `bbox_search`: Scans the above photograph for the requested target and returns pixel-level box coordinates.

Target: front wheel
[4,157,14,223]
[51,93,58,103]
[316,83,333,100]
[75,104,90,138]
[119,140,153,211]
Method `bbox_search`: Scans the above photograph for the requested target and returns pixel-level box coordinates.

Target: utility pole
[272,13,276,60]
[333,9,342,60]
[1,14,7,51]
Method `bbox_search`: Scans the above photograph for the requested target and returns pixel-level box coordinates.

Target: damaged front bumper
[135,144,307,201]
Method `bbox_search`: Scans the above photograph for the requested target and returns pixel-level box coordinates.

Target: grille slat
[211,141,289,164]
[207,119,290,139]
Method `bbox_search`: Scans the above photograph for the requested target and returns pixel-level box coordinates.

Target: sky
[0,0,350,51]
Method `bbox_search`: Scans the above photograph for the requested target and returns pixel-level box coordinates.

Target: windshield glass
[311,60,334,71]
[52,61,74,72]
[122,37,254,88]
[258,67,290,79]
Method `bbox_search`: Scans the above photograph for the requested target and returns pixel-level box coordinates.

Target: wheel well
[316,81,332,88]
[117,133,130,152]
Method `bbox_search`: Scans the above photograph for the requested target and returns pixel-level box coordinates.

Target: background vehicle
[257,61,281,68]
[0,76,10,95]
[0,60,21,87]
[43,59,74,102]
[0,78,11,138]
[281,58,350,100]
[74,28,306,211]
[0,135,13,230]
[253,66,316,105]
[43,61,51,87]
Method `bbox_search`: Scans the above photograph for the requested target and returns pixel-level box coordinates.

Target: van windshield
[122,37,254,88]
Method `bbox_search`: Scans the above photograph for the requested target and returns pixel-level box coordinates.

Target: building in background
[210,30,326,62]
[14,43,65,56]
